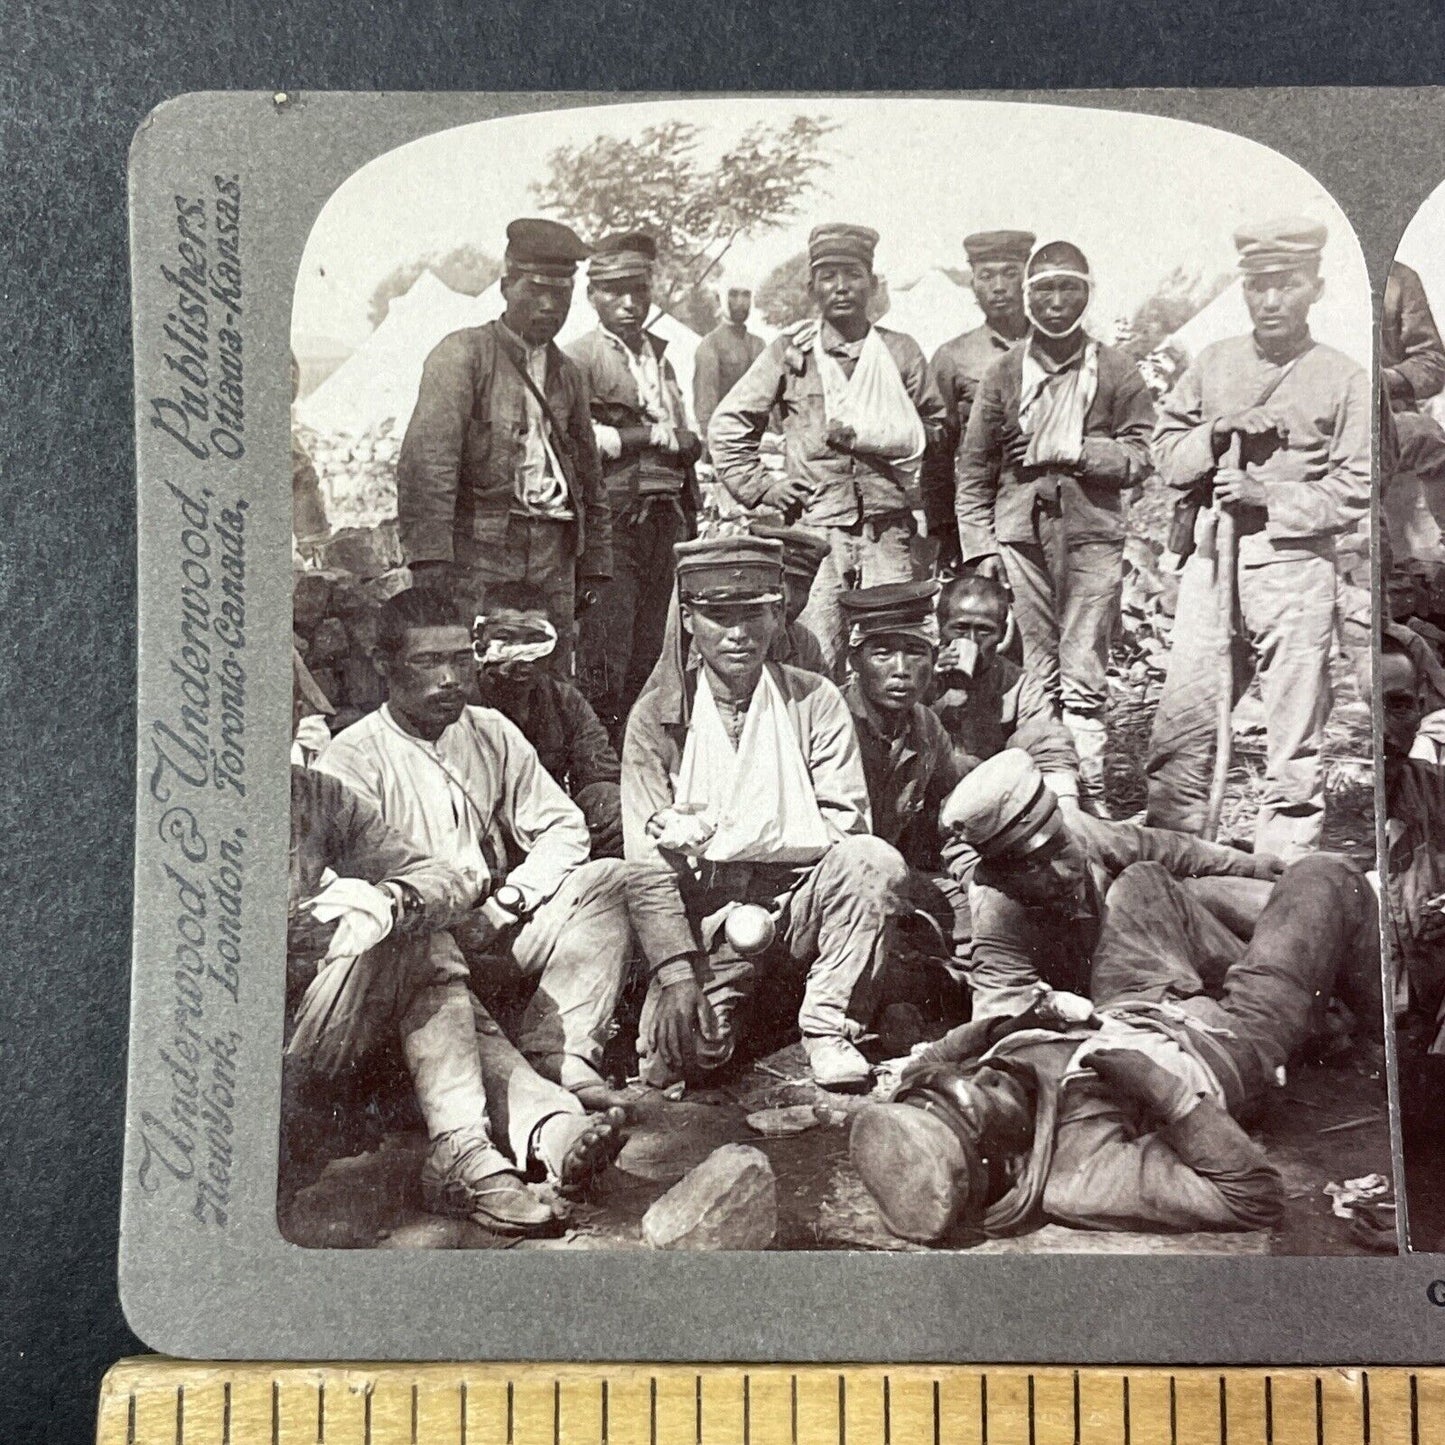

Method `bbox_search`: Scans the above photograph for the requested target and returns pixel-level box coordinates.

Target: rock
[745,1105,818,1137]
[641,1144,777,1250]
[362,566,415,605]
[321,521,405,579]
[292,570,335,634]
[308,617,351,667]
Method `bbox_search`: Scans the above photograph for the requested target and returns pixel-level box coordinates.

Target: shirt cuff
[594,424,623,461]
[654,958,699,988]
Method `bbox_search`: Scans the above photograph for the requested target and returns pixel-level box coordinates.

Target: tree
[754,250,892,330]
[367,244,502,329]
[531,115,838,325]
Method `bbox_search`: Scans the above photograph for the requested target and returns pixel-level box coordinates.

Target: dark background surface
[5,3,1445,1441]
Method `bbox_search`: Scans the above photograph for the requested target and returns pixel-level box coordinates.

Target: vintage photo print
[275,95,1387,1257]
[123,91,1423,1363]
[1382,182,1445,1251]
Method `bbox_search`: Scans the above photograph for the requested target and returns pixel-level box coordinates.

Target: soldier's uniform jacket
[955,339,1155,563]
[1151,334,1370,569]
[288,766,469,947]
[968,813,1267,1019]
[920,1014,1283,1235]
[709,321,948,527]
[565,327,702,511]
[922,324,1016,535]
[480,672,620,798]
[1383,261,1445,412]
[396,320,612,577]
[1386,755,1445,1023]
[843,681,961,872]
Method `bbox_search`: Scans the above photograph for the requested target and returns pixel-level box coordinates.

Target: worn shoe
[420,1129,556,1237]
[803,1034,872,1091]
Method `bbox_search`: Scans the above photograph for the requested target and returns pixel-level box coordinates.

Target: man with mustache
[926,230,1036,573]
[954,240,1156,815]
[313,587,633,1229]
[709,223,948,675]
[567,232,702,739]
[622,536,909,1092]
[1143,219,1370,857]
[397,218,611,676]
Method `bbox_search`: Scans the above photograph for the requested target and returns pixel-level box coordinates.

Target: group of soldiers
[286,209,1379,1246]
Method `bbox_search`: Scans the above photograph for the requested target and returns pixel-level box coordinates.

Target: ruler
[98,1359,1444,1443]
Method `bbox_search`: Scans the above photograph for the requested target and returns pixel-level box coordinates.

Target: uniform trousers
[454,515,577,675]
[637,836,909,1085]
[1144,549,1336,858]
[577,494,687,731]
[1089,855,1378,1105]
[798,512,922,677]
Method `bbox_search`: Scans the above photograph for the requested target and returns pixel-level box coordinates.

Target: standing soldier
[925,230,1035,572]
[955,241,1155,814]
[396,218,610,676]
[692,285,766,451]
[709,223,948,675]
[1143,219,1370,857]
[566,232,702,740]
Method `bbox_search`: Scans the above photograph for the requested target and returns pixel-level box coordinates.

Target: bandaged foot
[535,1107,627,1198]
[803,1034,873,1091]
[420,1128,556,1236]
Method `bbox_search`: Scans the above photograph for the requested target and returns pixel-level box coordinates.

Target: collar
[844,679,922,749]
[600,324,663,359]
[1251,329,1315,368]
[1027,333,1088,373]
[496,318,549,362]
[819,317,870,357]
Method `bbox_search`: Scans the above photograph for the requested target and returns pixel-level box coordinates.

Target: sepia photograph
[276,96,1389,1258]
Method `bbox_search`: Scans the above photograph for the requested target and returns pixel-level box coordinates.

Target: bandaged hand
[646,806,716,855]
[650,421,679,453]
[1026,989,1098,1030]
[825,420,857,453]
[1087,1047,1200,1124]
[303,876,395,961]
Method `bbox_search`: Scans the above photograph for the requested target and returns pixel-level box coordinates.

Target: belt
[828,508,914,541]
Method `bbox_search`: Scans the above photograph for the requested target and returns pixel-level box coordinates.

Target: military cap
[504,218,590,285]
[808,222,879,270]
[940,747,1064,863]
[964,230,1036,266]
[1233,216,1327,275]
[747,523,832,581]
[839,579,942,647]
[675,535,784,606]
[589,230,657,284]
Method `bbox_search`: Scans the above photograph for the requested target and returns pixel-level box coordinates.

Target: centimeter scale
[98,1361,1445,1444]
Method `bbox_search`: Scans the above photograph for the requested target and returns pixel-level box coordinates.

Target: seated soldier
[472,581,623,858]
[315,588,634,1117]
[748,522,832,676]
[938,749,1283,1020]
[930,572,1078,801]
[622,535,909,1091]
[850,849,1378,1244]
[287,765,621,1237]
[837,580,968,990]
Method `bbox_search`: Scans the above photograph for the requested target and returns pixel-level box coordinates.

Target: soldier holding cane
[1142,219,1370,858]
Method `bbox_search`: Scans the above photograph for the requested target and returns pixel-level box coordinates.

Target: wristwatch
[490,883,529,924]
[379,879,423,928]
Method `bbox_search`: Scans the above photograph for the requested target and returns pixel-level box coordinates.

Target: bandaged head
[1025,240,1093,340]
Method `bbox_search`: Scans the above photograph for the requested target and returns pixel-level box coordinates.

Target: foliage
[531,115,838,320]
[754,250,891,330]
[367,245,502,329]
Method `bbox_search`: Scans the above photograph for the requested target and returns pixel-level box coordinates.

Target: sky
[292,97,1369,355]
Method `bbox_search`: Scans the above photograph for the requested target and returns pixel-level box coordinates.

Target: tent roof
[296,270,701,436]
[879,269,984,358]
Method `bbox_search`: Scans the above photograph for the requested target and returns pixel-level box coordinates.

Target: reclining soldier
[622,535,910,1091]
[938,749,1284,1022]
[286,765,620,1237]
[851,839,1379,1244]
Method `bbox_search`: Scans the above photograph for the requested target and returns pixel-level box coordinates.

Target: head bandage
[1025,266,1092,340]
[472,616,558,668]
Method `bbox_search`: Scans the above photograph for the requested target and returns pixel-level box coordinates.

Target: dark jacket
[565,326,702,509]
[928,654,1077,783]
[396,320,611,578]
[693,321,766,441]
[955,339,1155,562]
[709,321,949,527]
[1383,262,1445,411]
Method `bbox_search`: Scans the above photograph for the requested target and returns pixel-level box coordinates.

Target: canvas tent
[296,270,702,436]
[878,269,984,358]
[1165,276,1367,370]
